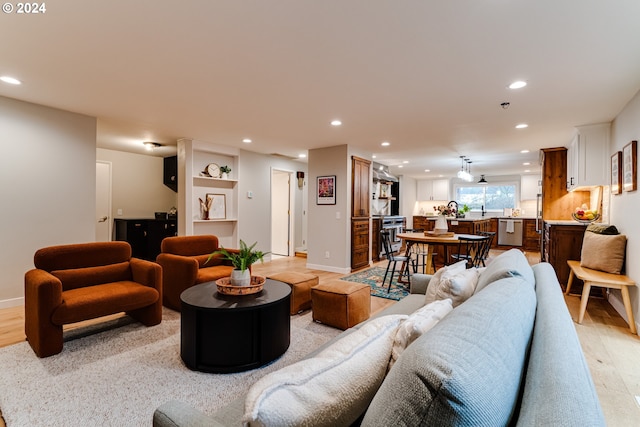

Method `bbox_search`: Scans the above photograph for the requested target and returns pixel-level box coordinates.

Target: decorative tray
[215,275,266,295]
[425,231,455,237]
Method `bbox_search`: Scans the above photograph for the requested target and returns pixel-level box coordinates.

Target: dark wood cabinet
[351,156,371,270]
[523,218,541,251]
[351,218,370,270]
[542,221,587,290]
[371,218,382,262]
[114,218,177,261]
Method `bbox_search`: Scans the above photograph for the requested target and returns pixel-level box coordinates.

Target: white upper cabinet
[566,123,610,191]
[417,179,449,201]
[521,174,541,200]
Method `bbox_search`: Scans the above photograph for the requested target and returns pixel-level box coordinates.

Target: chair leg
[383,262,392,289]
[387,261,397,292]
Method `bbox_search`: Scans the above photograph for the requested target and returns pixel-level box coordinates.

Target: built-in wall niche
[177,138,239,246]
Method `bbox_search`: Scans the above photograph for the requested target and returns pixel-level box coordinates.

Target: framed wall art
[622,140,637,192]
[317,175,336,205]
[206,193,227,219]
[611,151,622,195]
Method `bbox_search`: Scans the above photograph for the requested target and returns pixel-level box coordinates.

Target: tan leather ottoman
[311,281,371,330]
[267,272,318,314]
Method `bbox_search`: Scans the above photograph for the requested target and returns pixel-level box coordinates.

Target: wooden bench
[566,260,637,334]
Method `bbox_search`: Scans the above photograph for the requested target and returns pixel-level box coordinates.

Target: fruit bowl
[571,212,600,223]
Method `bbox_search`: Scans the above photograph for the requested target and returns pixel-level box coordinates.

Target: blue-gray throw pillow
[361,276,536,427]
[475,248,535,293]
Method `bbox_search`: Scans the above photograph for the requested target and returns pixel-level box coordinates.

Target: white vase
[230,269,251,286]
[221,172,228,180]
[434,215,448,233]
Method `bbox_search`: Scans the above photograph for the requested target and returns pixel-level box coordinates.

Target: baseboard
[305,263,351,275]
[0,297,24,309]
[608,292,639,335]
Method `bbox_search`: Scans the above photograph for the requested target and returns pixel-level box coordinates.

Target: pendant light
[478,174,488,184]
[466,161,474,182]
[457,156,467,180]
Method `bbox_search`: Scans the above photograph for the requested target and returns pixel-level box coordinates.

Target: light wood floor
[1,251,639,425]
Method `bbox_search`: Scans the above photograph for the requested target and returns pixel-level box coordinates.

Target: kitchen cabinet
[523,218,541,251]
[114,218,177,261]
[542,221,587,290]
[352,156,371,217]
[352,156,371,270]
[416,179,449,201]
[540,148,590,221]
[371,217,381,262]
[520,174,540,201]
[351,218,370,270]
[566,123,610,191]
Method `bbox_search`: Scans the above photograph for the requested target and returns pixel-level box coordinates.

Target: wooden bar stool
[566,260,637,334]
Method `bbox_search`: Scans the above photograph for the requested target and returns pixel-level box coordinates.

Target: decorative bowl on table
[216,275,266,295]
[571,212,600,223]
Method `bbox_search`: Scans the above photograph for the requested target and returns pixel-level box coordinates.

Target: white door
[271,170,291,256]
[95,161,112,241]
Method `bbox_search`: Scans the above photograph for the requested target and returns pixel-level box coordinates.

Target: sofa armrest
[153,400,224,427]
[409,273,433,295]
[130,258,162,291]
[156,253,199,286]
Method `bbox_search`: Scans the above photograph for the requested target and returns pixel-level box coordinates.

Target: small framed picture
[206,193,227,219]
[611,151,622,195]
[317,175,336,205]
[622,140,637,192]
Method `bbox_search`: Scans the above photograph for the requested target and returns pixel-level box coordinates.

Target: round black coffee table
[180,279,291,373]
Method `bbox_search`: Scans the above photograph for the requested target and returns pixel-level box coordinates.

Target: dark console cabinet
[114,218,177,260]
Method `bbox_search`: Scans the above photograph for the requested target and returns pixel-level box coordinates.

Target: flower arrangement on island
[434,204,456,217]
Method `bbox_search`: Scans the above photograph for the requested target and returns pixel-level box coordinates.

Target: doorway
[95,161,112,242]
[271,169,293,256]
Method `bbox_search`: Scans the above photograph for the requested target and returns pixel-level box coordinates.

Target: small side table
[180,279,291,373]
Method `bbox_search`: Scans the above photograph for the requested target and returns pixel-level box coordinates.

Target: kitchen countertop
[543,219,590,226]
[420,217,492,222]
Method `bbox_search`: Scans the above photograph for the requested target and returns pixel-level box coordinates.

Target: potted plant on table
[207,240,268,286]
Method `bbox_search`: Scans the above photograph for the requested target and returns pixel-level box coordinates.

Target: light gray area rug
[0,308,341,426]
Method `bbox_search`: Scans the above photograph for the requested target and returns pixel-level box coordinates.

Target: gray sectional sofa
[153,249,605,426]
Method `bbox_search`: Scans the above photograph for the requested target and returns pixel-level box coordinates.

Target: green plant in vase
[220,165,231,179]
[206,240,268,286]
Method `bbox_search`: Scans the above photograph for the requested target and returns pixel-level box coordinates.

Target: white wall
[0,96,96,307]
[96,148,177,220]
[238,150,306,257]
[307,145,350,272]
[399,175,417,228]
[609,88,640,334]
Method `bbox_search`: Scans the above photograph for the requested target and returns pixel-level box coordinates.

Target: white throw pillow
[390,298,453,368]
[424,260,468,305]
[242,314,408,427]
[426,267,480,307]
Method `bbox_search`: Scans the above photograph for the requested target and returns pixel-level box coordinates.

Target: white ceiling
[2,0,640,179]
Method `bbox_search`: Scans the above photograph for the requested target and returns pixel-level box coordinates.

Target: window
[454,183,517,212]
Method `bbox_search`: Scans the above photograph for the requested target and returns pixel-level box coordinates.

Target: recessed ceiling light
[381,141,390,147]
[520,149,530,153]
[424,169,430,172]
[524,169,531,173]
[523,162,530,166]
[298,154,306,158]
[515,123,528,129]
[509,80,527,89]
[0,76,21,85]
[403,160,409,164]
[330,120,342,126]
[143,142,161,151]
[398,165,403,168]
[242,138,252,143]
[372,155,377,159]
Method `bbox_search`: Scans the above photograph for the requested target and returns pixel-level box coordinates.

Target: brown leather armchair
[24,241,162,358]
[156,235,237,311]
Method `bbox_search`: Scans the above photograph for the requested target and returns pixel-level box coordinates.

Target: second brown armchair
[156,235,237,311]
